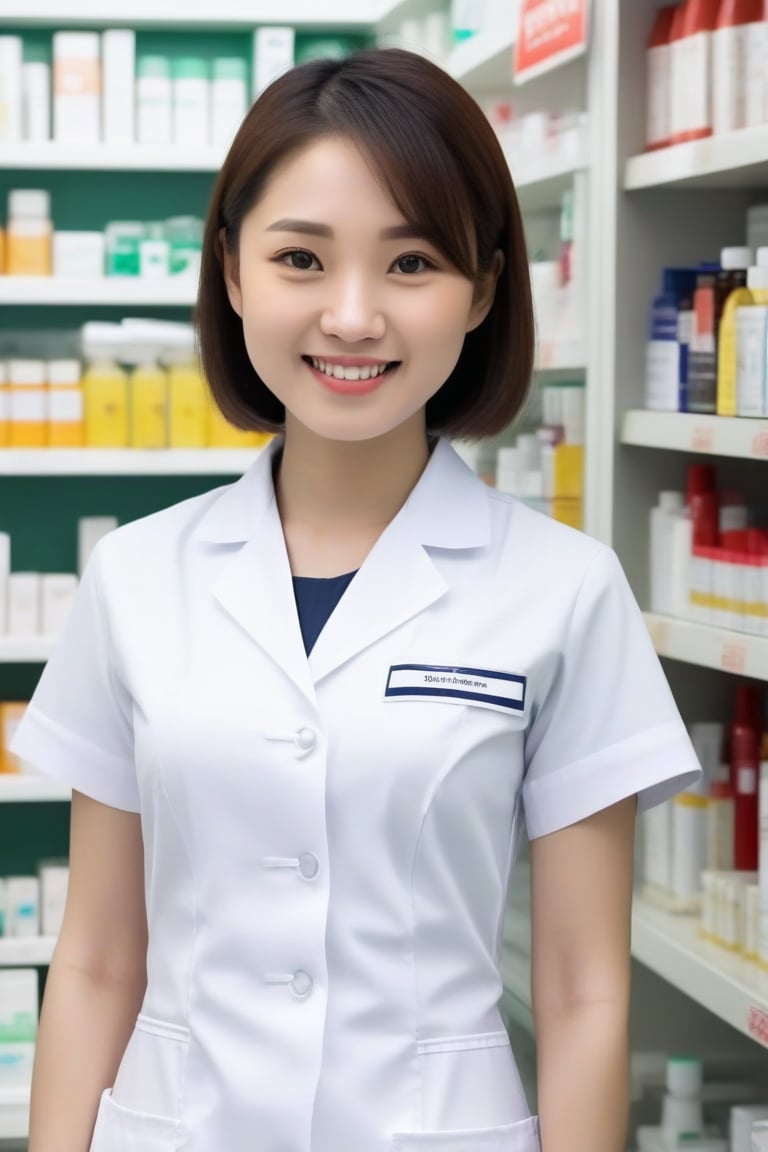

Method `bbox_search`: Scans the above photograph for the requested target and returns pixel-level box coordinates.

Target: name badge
[385,664,526,713]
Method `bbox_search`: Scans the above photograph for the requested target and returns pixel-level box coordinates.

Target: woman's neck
[273,415,433,577]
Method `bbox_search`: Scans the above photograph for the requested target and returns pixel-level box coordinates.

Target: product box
[41,574,79,636]
[102,30,135,145]
[53,32,101,144]
[7,573,41,638]
[253,27,295,98]
[38,859,69,937]
[0,969,38,1086]
[5,877,40,938]
[53,231,105,279]
[0,703,26,773]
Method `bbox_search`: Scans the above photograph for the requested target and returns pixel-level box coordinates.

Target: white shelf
[625,125,768,191]
[0,938,56,967]
[446,9,516,88]
[0,1086,30,1143]
[0,638,53,663]
[632,896,768,1047]
[0,449,261,476]
[0,0,382,26]
[0,143,226,172]
[622,410,768,461]
[0,777,71,803]
[0,277,196,307]
[512,147,589,215]
[644,612,768,683]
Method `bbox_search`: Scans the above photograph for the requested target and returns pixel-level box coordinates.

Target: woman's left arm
[530,794,637,1152]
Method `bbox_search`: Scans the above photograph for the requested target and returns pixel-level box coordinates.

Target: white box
[0,36,23,142]
[7,573,41,638]
[53,32,101,144]
[22,61,50,142]
[252,27,295,98]
[41,574,79,637]
[0,532,10,637]
[53,231,105,278]
[102,30,135,145]
[5,878,41,938]
[0,969,38,1087]
[78,517,118,577]
[38,860,69,938]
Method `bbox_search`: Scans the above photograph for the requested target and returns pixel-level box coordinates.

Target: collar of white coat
[193,435,491,550]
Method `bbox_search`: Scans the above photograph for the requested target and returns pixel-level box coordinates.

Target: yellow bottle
[47,359,84,448]
[168,357,209,448]
[129,356,168,449]
[206,389,271,449]
[552,443,584,531]
[83,355,129,448]
[719,259,768,416]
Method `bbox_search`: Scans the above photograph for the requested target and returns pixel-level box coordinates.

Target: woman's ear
[466,250,505,333]
[219,227,243,318]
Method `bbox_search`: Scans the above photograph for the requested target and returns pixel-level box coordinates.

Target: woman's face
[223,135,495,443]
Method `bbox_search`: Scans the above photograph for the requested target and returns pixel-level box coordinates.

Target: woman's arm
[28,791,148,1152]
[530,795,637,1152]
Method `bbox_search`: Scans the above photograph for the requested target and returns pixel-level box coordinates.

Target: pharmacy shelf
[511,147,590,215]
[0,277,196,307]
[0,448,261,476]
[632,896,768,1047]
[0,1086,30,1143]
[644,612,768,683]
[446,8,516,88]
[0,143,227,172]
[0,638,53,663]
[625,125,768,192]
[622,410,768,461]
[0,776,71,803]
[0,937,56,967]
[0,0,385,27]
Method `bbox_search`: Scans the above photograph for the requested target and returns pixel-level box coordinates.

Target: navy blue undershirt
[292,571,358,655]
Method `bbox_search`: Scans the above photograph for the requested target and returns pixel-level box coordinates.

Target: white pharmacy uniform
[12,437,701,1152]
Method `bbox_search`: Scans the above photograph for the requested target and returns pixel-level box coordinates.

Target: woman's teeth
[309,357,391,381]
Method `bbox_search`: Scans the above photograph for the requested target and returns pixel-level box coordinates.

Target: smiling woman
[197,48,534,440]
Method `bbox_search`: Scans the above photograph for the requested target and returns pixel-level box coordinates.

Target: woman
[13,48,700,1152]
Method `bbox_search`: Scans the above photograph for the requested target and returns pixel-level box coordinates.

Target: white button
[295,727,316,752]
[298,853,320,880]
[290,970,314,998]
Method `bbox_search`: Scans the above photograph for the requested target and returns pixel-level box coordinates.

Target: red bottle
[733,724,759,870]
[673,0,722,142]
[646,5,679,150]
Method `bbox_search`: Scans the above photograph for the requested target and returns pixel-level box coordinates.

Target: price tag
[748,1005,768,1047]
[752,430,768,459]
[691,426,714,453]
[721,642,747,674]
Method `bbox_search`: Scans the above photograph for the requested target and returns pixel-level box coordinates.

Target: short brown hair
[197,48,534,439]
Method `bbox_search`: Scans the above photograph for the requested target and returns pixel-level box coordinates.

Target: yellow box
[0,702,27,773]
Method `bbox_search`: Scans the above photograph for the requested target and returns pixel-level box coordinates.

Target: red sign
[515,0,590,84]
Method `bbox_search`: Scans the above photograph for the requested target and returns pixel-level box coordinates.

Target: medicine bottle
[6,189,52,276]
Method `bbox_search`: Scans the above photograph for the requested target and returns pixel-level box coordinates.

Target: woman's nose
[320,275,386,343]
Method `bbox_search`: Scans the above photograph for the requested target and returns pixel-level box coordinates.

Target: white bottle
[136,56,172,146]
[22,62,50,142]
[650,491,685,616]
[172,57,210,148]
[102,30,135,146]
[211,58,247,149]
[672,775,708,903]
[745,17,768,127]
[0,36,23,142]
[736,265,768,417]
[712,13,752,134]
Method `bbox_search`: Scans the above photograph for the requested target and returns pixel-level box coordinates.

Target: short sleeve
[522,546,701,840]
[9,541,140,812]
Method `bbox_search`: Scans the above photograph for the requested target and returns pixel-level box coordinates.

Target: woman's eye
[278,249,320,271]
[394,254,433,275]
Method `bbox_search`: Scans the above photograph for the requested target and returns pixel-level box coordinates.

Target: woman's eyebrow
[265,218,427,241]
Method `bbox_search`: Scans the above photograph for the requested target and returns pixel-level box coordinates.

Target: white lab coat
[12,437,701,1152]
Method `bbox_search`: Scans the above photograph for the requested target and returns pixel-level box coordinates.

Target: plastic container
[708,775,735,870]
[688,264,719,413]
[47,359,84,447]
[712,0,765,134]
[736,264,768,416]
[166,216,203,277]
[672,0,722,143]
[646,5,678,150]
[168,356,209,447]
[651,490,686,614]
[451,0,484,42]
[105,221,143,278]
[8,359,46,447]
[52,32,100,144]
[717,246,755,415]
[22,61,51,141]
[102,30,135,146]
[139,223,170,279]
[734,725,759,871]
[6,188,52,276]
[211,58,248,148]
[129,353,168,449]
[0,36,23,142]
[172,57,210,147]
[82,326,129,448]
[136,56,172,145]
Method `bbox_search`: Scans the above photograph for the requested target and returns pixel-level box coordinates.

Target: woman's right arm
[28,790,148,1152]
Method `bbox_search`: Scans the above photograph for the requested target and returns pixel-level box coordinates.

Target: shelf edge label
[515,0,590,85]
[748,1005,768,1047]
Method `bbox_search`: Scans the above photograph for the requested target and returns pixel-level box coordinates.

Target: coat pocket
[109,1012,190,1121]
[89,1089,180,1152]
[391,1116,540,1151]
[415,1031,530,1132]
